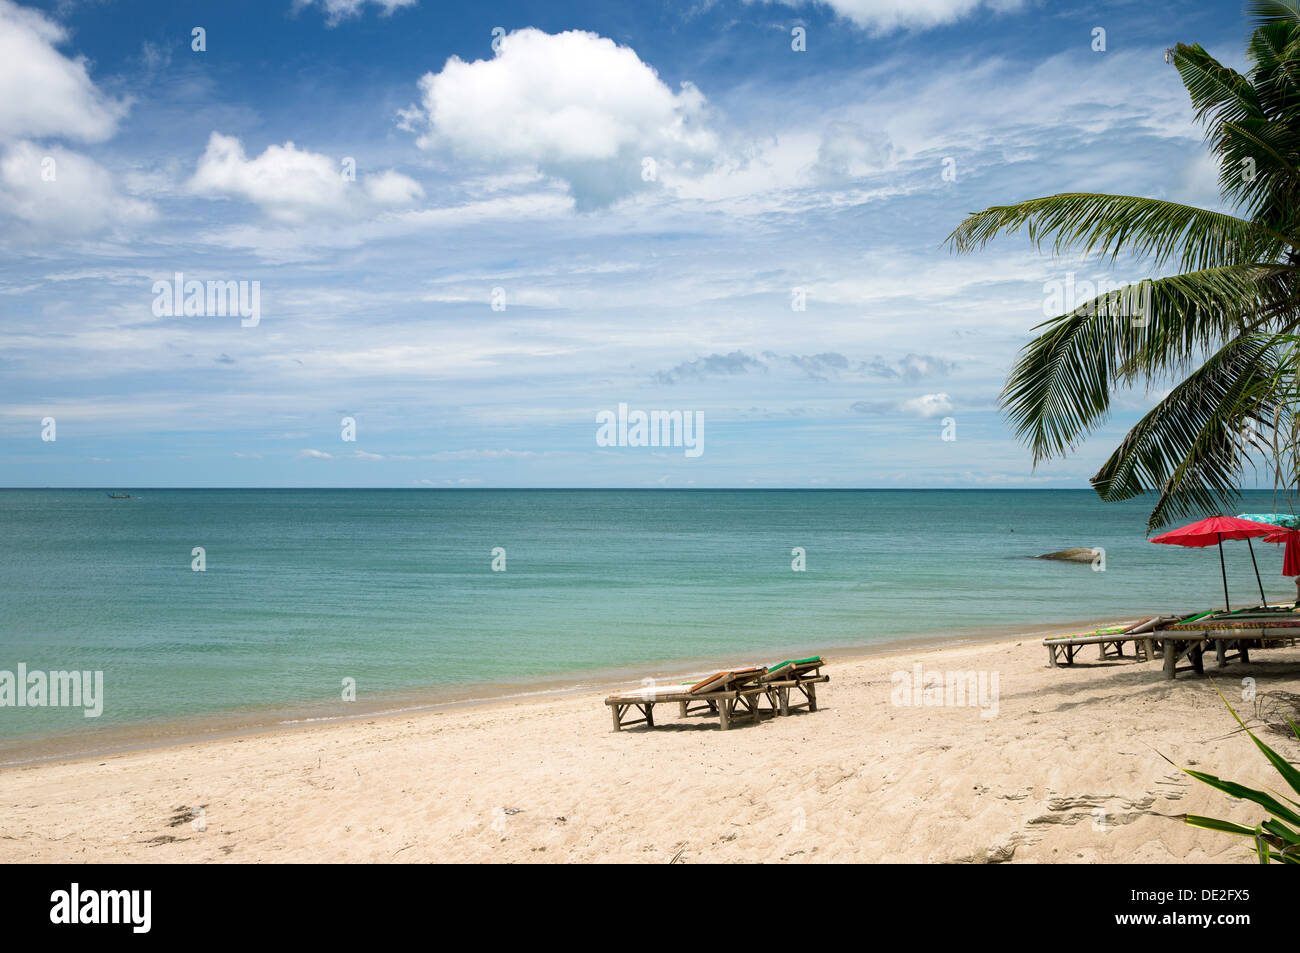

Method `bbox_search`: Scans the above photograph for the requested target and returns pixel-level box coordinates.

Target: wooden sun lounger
[1044,618,1169,668]
[759,657,828,715]
[1154,614,1300,679]
[1046,611,1300,680]
[605,667,768,731]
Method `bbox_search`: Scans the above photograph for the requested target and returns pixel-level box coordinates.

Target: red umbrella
[1264,529,1300,577]
[1150,515,1279,610]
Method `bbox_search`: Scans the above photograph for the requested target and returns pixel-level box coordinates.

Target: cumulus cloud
[851,392,955,417]
[864,353,956,382]
[758,0,1026,34]
[786,352,864,380]
[655,351,763,384]
[293,0,418,26]
[0,141,153,235]
[188,133,424,223]
[0,2,145,236]
[404,28,717,210]
[0,0,127,143]
[899,393,953,417]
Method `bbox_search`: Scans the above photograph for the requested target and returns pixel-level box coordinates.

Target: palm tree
[947,0,1300,531]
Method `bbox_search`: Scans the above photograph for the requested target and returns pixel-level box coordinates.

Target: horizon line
[0,486,1265,494]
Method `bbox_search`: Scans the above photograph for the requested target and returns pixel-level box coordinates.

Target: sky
[0,0,1257,488]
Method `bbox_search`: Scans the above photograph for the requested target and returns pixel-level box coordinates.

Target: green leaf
[946,193,1291,272]
[1182,767,1300,827]
[1210,682,1300,798]
[1090,334,1287,531]
[1184,814,1261,837]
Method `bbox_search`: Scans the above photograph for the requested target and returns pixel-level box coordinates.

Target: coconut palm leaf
[945,194,1290,273]
[1247,0,1300,27]
[1173,43,1261,129]
[999,265,1287,464]
[1089,334,1286,530]
[950,3,1300,529]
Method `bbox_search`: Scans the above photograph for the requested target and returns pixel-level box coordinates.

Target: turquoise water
[1,488,1297,751]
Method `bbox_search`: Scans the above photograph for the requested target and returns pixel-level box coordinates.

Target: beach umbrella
[1262,530,1300,577]
[1238,512,1300,530]
[1238,513,1300,579]
[1150,515,1280,610]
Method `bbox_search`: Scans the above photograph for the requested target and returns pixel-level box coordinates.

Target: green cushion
[768,656,821,671]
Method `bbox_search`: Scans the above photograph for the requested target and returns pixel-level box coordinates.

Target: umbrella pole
[1218,533,1231,612]
[1247,537,1266,605]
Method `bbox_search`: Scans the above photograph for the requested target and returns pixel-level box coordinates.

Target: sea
[1,488,1295,761]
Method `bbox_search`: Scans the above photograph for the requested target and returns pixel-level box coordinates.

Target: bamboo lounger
[605,667,768,731]
[1044,612,1300,679]
[1044,618,1167,668]
[759,657,828,716]
[605,658,830,731]
[1154,615,1300,679]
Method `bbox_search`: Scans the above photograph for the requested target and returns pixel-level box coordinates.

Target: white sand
[1,635,1297,863]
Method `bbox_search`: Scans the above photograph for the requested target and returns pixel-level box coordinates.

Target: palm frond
[946,194,1291,273]
[1247,21,1300,122]
[950,8,1300,530]
[1215,118,1300,221]
[1172,43,1262,132]
[1000,265,1291,464]
[1090,334,1285,532]
[1247,0,1300,27]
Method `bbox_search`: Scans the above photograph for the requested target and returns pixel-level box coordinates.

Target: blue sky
[0,0,1255,487]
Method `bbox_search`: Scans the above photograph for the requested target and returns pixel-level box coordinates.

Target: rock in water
[1035,548,1099,564]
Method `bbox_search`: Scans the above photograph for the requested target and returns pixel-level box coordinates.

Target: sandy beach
[2,633,1297,864]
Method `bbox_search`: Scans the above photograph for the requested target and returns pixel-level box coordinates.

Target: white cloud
[813,121,894,179]
[293,0,417,26]
[188,133,424,223]
[760,0,1026,34]
[364,168,423,206]
[196,190,572,261]
[0,0,127,143]
[0,1,142,237]
[406,28,717,209]
[899,393,954,417]
[0,140,153,235]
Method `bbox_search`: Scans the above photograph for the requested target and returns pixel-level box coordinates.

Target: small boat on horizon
[106,492,131,499]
